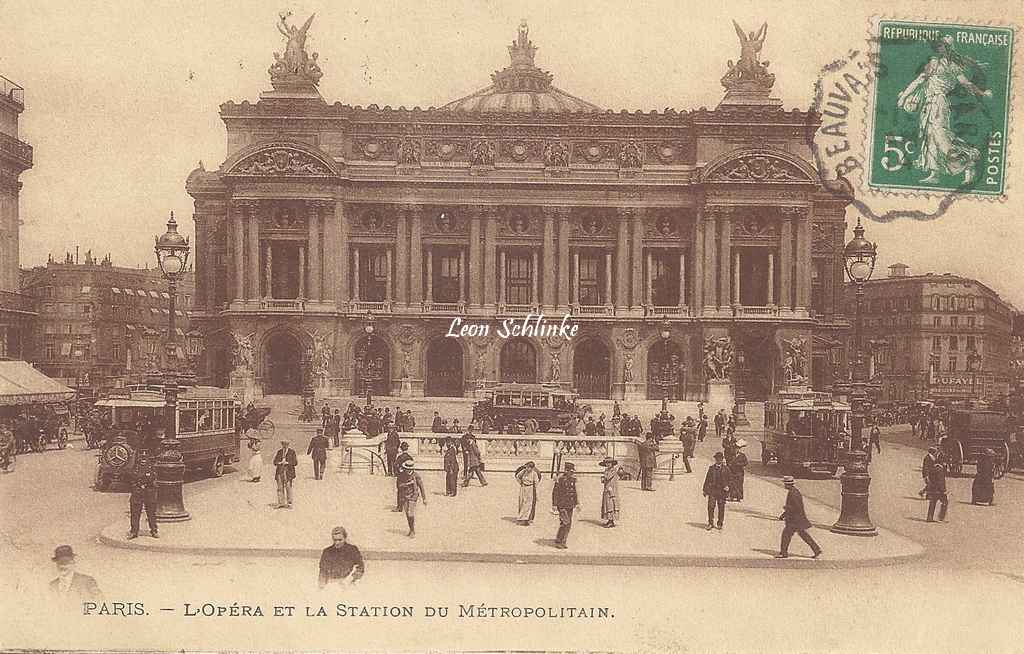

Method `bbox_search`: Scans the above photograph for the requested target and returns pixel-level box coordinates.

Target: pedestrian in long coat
[392,442,412,511]
[728,441,749,501]
[247,437,263,482]
[551,463,580,549]
[443,439,460,497]
[461,431,487,486]
[634,434,659,491]
[919,447,938,498]
[307,428,329,480]
[971,448,996,505]
[679,427,695,473]
[514,461,541,524]
[384,427,400,476]
[272,439,298,508]
[926,460,949,522]
[776,476,822,558]
[599,457,621,527]
[703,452,731,530]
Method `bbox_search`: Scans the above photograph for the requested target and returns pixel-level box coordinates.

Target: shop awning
[0,361,75,406]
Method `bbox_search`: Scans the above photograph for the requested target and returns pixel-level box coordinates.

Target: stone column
[484,208,497,307]
[767,251,776,305]
[692,215,704,311]
[679,251,686,307]
[232,202,246,303]
[425,248,433,303]
[616,210,630,308]
[352,248,360,301]
[396,207,408,305]
[630,209,644,308]
[556,209,570,309]
[733,250,741,306]
[307,202,321,302]
[531,249,538,306]
[333,200,348,306]
[407,206,422,306]
[572,251,580,305]
[543,210,556,308]
[459,249,466,303]
[498,249,507,305]
[264,242,273,299]
[702,208,718,314]
[718,209,731,311]
[795,210,811,311]
[646,250,653,306]
[246,203,260,302]
[385,248,393,302]
[193,213,207,309]
[298,246,306,299]
[469,210,482,307]
[779,212,793,311]
[604,251,612,305]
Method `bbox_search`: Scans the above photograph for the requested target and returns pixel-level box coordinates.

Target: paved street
[2,426,1024,651]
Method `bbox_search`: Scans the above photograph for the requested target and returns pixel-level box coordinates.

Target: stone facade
[186,19,851,403]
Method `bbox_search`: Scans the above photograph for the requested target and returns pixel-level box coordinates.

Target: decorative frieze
[231,147,332,177]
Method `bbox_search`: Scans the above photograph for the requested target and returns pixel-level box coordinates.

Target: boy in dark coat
[443,439,460,496]
[702,452,731,530]
[775,476,822,558]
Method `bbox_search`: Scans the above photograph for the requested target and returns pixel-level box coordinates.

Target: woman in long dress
[514,461,541,525]
[971,448,996,505]
[247,437,263,482]
[599,457,620,528]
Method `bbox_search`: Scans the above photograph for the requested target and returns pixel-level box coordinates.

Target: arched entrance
[647,339,685,400]
[500,338,537,383]
[353,335,391,396]
[425,338,464,397]
[265,332,303,394]
[574,338,611,398]
[735,329,776,401]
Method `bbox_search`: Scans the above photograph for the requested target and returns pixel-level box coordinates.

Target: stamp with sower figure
[867,20,1013,196]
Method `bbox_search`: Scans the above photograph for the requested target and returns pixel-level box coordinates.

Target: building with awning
[0,360,74,405]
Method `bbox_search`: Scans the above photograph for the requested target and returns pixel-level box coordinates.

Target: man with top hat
[514,460,541,524]
[128,453,158,539]
[318,526,365,588]
[776,476,822,559]
[551,462,580,549]
[272,438,298,508]
[49,545,102,602]
[919,446,939,498]
[307,427,330,480]
[633,433,659,491]
[599,457,621,528]
[702,452,731,530]
[397,459,427,537]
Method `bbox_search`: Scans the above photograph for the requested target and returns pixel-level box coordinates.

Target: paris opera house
[186,18,851,404]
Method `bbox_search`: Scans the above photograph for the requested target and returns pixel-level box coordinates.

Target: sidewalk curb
[98,526,925,570]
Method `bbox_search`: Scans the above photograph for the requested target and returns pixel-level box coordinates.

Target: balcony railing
[0,75,24,108]
[352,300,392,313]
[423,301,466,313]
[734,305,779,317]
[259,298,305,311]
[499,303,537,314]
[573,304,614,316]
[0,132,32,169]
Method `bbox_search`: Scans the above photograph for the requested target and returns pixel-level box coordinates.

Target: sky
[4,0,1023,306]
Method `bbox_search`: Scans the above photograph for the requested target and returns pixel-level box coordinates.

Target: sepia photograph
[1,1,1022,652]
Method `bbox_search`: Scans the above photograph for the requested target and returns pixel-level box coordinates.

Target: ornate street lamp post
[832,218,878,536]
[153,212,191,522]
[361,315,376,405]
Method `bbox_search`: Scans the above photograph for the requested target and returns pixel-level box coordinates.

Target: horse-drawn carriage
[12,406,69,453]
[941,410,1013,479]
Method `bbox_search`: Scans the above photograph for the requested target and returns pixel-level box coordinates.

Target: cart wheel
[57,429,68,449]
[210,455,225,478]
[524,419,538,435]
[993,443,1010,480]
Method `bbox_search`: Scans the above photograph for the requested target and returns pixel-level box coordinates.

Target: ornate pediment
[702,151,814,184]
[227,144,336,177]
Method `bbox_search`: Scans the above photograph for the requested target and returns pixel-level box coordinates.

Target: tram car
[472,383,590,434]
[941,409,1013,479]
[94,384,241,490]
[761,390,850,477]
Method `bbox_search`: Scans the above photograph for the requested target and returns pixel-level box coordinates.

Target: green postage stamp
[868,20,1013,196]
